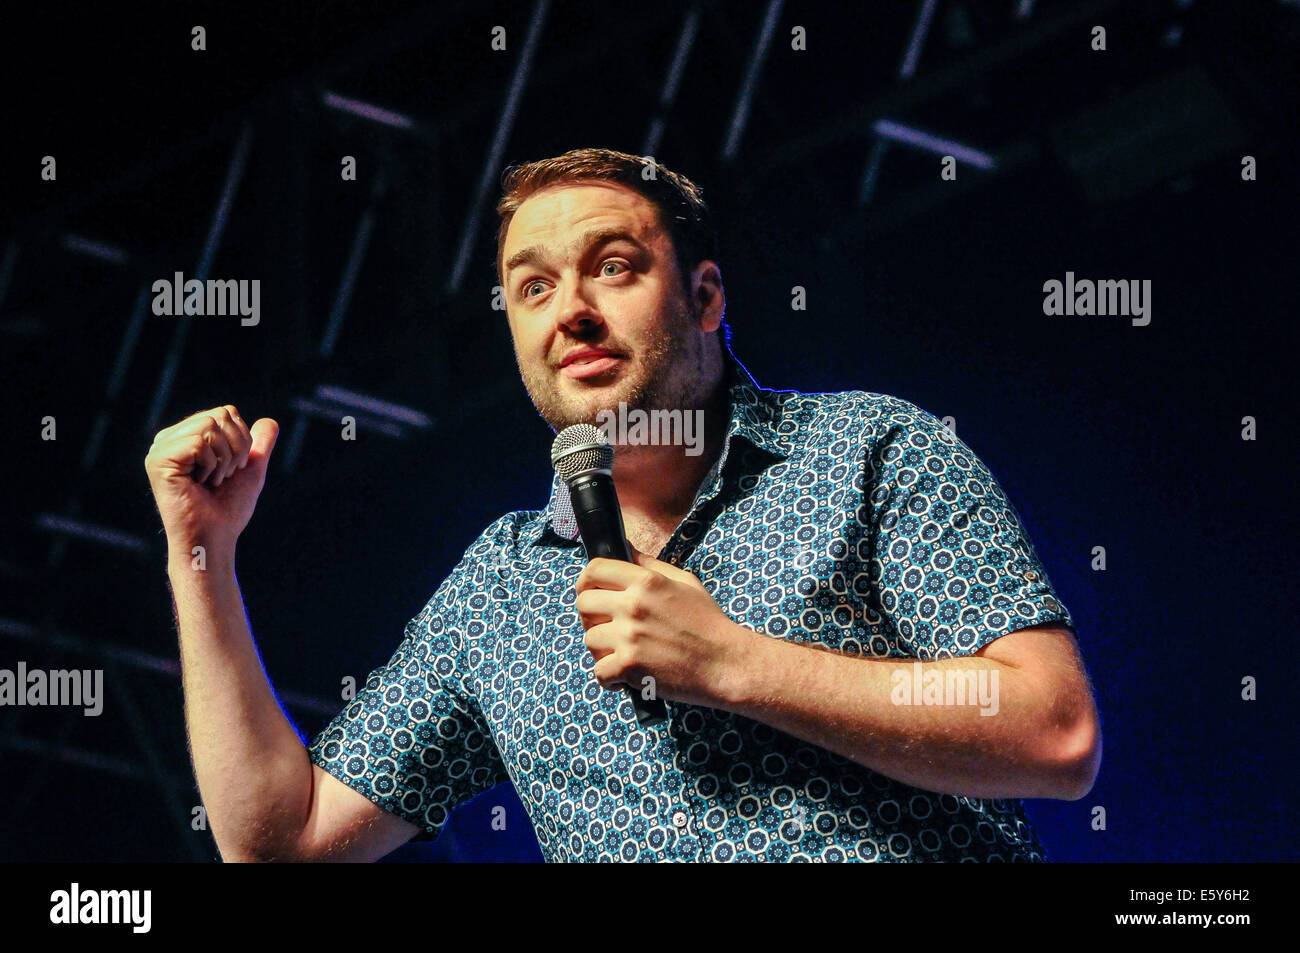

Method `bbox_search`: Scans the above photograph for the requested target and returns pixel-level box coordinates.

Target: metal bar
[744,0,1127,186]
[0,240,17,310]
[2,732,186,787]
[873,118,997,169]
[447,0,551,294]
[144,124,254,438]
[721,0,784,163]
[80,285,151,473]
[318,208,377,360]
[857,137,892,207]
[0,617,338,716]
[899,0,940,80]
[642,7,702,157]
[102,658,209,861]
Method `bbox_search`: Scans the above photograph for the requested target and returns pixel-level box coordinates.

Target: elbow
[219,841,308,863]
[213,822,311,863]
[1046,709,1102,801]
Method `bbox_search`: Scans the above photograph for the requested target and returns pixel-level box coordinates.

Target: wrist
[167,540,236,577]
[716,620,773,714]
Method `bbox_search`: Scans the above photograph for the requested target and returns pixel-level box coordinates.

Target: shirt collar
[525,347,792,547]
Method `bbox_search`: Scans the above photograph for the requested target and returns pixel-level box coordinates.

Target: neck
[611,377,731,529]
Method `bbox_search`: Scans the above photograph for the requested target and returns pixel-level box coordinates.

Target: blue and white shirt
[308,350,1076,861]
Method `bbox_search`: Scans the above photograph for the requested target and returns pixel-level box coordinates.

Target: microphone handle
[568,473,669,726]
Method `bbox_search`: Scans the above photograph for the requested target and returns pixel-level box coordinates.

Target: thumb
[628,541,669,573]
[629,541,696,583]
[245,418,280,473]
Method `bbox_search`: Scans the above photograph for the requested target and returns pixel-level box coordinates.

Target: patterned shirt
[307,349,1076,861]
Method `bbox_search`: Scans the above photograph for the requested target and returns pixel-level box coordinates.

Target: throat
[622,512,679,559]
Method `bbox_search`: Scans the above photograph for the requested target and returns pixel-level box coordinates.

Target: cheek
[507,317,545,357]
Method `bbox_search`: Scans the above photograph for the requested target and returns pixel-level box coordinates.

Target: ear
[690,261,725,333]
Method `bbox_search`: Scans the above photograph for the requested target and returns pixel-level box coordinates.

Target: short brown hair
[495,147,720,312]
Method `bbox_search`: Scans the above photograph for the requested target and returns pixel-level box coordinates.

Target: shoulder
[441,508,550,582]
[760,384,957,455]
[415,509,538,609]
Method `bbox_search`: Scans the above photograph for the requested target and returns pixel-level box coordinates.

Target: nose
[553,274,604,337]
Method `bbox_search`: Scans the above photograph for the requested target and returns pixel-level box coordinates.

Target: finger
[574,557,645,594]
[624,544,695,583]
[165,411,232,454]
[582,620,616,656]
[207,408,245,485]
[244,418,280,478]
[591,650,622,690]
[575,588,619,626]
[219,405,254,472]
[227,406,253,469]
[168,407,233,440]
[191,433,221,484]
[592,652,640,693]
[200,423,235,485]
[199,418,234,487]
[642,555,699,585]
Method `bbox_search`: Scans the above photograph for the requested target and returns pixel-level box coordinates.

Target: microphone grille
[551,423,614,482]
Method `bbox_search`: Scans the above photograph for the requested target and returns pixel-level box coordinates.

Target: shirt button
[1025,571,1038,581]
[672,810,689,828]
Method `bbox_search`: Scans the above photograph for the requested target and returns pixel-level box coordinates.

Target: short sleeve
[306,558,509,839]
[866,401,1075,660]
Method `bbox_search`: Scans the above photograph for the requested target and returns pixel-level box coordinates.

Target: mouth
[556,348,621,379]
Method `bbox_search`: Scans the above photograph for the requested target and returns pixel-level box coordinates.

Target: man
[145,147,1100,862]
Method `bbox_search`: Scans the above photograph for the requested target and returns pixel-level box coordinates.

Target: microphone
[551,423,668,727]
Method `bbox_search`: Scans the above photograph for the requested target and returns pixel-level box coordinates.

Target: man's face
[501,181,714,432]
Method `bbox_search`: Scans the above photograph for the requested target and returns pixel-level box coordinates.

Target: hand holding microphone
[551,424,668,726]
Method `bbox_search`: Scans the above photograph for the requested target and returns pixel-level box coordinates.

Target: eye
[523,279,546,298]
[600,260,629,277]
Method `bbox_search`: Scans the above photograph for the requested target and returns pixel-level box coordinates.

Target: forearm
[167,549,313,861]
[723,627,1090,800]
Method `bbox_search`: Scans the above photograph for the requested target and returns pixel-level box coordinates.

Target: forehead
[503,181,664,262]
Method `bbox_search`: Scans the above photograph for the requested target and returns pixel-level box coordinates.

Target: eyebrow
[504,226,649,281]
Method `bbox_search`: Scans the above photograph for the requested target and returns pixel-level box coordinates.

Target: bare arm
[168,557,420,861]
[576,550,1101,803]
[149,405,422,862]
[724,622,1101,800]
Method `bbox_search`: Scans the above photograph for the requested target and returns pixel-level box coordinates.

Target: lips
[561,354,622,379]
[559,347,624,380]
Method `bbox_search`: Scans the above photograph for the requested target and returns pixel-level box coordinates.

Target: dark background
[0,0,1294,862]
